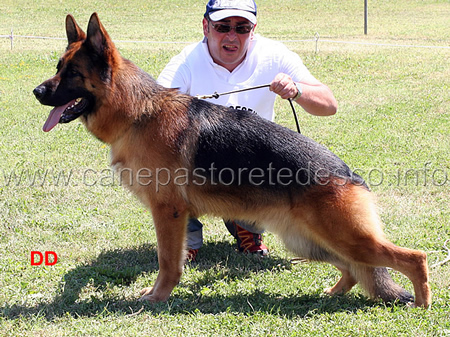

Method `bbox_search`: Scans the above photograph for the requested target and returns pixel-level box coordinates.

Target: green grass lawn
[1,0,449,336]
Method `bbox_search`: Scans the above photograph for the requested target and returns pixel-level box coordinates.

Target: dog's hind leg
[281,234,357,295]
[139,202,188,302]
[352,242,431,307]
[304,184,431,307]
[321,260,413,303]
[324,265,357,296]
[334,239,430,307]
[308,253,358,296]
[283,232,401,300]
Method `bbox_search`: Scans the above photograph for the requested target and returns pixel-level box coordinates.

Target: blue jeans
[186,218,264,249]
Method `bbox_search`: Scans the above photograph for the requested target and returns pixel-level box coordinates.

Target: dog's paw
[139,287,154,297]
[138,287,170,302]
[323,287,334,296]
[406,301,416,308]
[138,287,154,302]
[406,301,431,309]
[323,286,348,296]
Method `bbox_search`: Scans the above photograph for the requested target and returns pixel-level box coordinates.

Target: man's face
[203,16,255,72]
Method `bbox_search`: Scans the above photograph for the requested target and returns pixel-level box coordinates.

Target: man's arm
[270,73,337,117]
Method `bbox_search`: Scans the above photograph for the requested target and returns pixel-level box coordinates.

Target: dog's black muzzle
[33,85,48,103]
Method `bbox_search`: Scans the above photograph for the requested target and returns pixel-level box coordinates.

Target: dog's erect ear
[86,12,113,57]
[66,14,86,44]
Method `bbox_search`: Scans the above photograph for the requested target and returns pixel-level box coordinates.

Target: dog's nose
[33,85,47,100]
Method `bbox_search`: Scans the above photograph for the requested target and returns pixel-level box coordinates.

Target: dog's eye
[67,68,81,78]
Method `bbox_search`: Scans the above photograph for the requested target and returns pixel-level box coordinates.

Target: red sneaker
[225,221,269,256]
[186,248,199,262]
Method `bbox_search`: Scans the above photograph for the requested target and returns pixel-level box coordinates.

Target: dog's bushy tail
[352,266,414,304]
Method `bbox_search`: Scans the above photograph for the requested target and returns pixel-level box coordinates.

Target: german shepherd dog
[33,13,431,307]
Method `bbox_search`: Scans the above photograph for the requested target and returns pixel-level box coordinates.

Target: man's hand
[269,73,298,100]
[269,72,337,116]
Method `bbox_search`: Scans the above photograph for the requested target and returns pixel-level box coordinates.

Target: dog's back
[190,99,366,190]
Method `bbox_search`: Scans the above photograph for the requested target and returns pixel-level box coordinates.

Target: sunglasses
[210,22,254,34]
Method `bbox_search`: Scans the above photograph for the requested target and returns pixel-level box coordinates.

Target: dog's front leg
[139,202,188,302]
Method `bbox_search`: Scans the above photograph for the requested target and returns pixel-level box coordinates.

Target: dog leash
[195,84,271,100]
[195,84,301,134]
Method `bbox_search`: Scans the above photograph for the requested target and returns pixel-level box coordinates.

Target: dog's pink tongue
[42,101,71,132]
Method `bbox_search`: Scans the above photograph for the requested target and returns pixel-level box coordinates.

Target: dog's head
[33,13,117,132]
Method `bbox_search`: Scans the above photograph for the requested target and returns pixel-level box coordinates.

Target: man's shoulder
[164,40,207,72]
[252,35,290,55]
[179,40,206,58]
[253,35,286,47]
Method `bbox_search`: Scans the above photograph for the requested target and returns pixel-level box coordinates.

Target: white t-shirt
[157,34,315,121]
